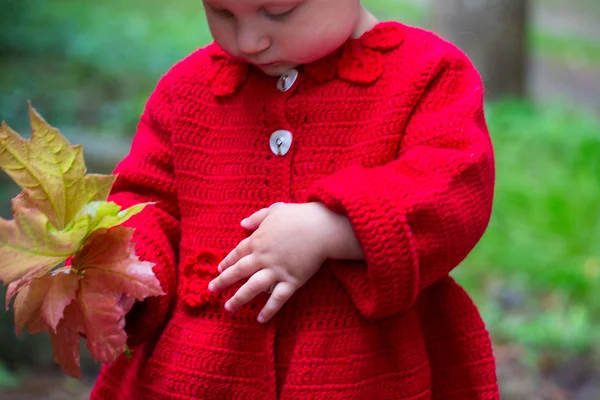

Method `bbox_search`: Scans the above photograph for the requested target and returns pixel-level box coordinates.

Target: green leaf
[80,201,150,233]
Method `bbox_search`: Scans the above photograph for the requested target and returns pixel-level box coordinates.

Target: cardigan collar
[208,21,406,96]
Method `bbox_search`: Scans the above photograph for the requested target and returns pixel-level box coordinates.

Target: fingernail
[241,218,248,225]
[208,282,216,292]
[257,314,265,323]
[225,301,233,312]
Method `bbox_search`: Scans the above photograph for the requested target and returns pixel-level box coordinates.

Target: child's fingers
[240,207,271,231]
[218,237,252,273]
[257,282,295,323]
[224,269,275,312]
[209,254,260,293]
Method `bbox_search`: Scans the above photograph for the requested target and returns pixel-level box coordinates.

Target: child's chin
[257,63,298,77]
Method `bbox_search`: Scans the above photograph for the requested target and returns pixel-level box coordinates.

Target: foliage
[455,99,600,354]
[0,360,20,389]
[0,106,162,378]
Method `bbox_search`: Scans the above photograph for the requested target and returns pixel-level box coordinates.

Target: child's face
[203,0,363,76]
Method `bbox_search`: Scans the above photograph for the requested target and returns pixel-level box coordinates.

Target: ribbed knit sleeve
[108,75,181,347]
[306,48,495,319]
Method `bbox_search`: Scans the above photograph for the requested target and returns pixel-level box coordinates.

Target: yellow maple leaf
[0,103,116,230]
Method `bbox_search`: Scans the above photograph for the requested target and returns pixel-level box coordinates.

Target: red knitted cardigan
[90,21,499,400]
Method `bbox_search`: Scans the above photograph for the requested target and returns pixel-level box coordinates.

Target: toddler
[90,0,499,399]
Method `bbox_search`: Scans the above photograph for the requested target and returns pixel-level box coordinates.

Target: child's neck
[351,6,379,39]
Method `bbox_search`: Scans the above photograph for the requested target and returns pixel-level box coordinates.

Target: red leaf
[59,299,85,335]
[69,227,163,364]
[79,281,129,364]
[41,270,81,332]
[26,309,49,334]
[119,294,136,315]
[50,301,84,379]
[6,275,39,311]
[73,227,163,300]
[5,224,162,378]
[6,279,22,310]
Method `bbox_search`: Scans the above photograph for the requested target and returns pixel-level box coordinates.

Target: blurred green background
[1,0,599,398]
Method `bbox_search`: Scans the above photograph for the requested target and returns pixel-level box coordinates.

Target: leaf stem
[124,344,132,359]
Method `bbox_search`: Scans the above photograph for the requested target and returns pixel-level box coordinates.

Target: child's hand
[208,202,338,323]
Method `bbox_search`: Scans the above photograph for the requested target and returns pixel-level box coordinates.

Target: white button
[277,69,298,92]
[269,130,293,156]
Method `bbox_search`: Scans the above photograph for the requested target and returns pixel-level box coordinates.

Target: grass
[455,99,600,354]
[536,0,600,19]
[532,30,600,68]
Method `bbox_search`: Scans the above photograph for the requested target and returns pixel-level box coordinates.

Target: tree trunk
[430,0,529,100]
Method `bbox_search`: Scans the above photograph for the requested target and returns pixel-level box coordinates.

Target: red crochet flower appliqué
[303,51,340,84]
[305,21,406,85]
[208,21,407,93]
[360,21,406,51]
[180,250,224,310]
[337,42,384,84]
[210,57,248,97]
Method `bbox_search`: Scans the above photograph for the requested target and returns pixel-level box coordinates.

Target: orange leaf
[73,227,164,300]
[41,270,81,332]
[11,276,53,336]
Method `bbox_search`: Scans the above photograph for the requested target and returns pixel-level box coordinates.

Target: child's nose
[237,27,271,56]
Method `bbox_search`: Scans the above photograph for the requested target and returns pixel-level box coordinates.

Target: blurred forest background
[1,0,599,399]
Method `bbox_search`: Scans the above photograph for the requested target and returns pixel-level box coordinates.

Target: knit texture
[90,21,498,399]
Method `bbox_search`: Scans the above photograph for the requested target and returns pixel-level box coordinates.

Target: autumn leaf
[0,105,149,286]
[12,276,87,379]
[50,301,86,379]
[0,197,147,286]
[0,103,115,230]
[80,287,132,364]
[12,275,54,335]
[0,199,74,286]
[42,270,81,331]
[8,227,162,378]
[9,267,82,334]
[0,104,162,379]
[72,227,164,301]
[74,227,163,363]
